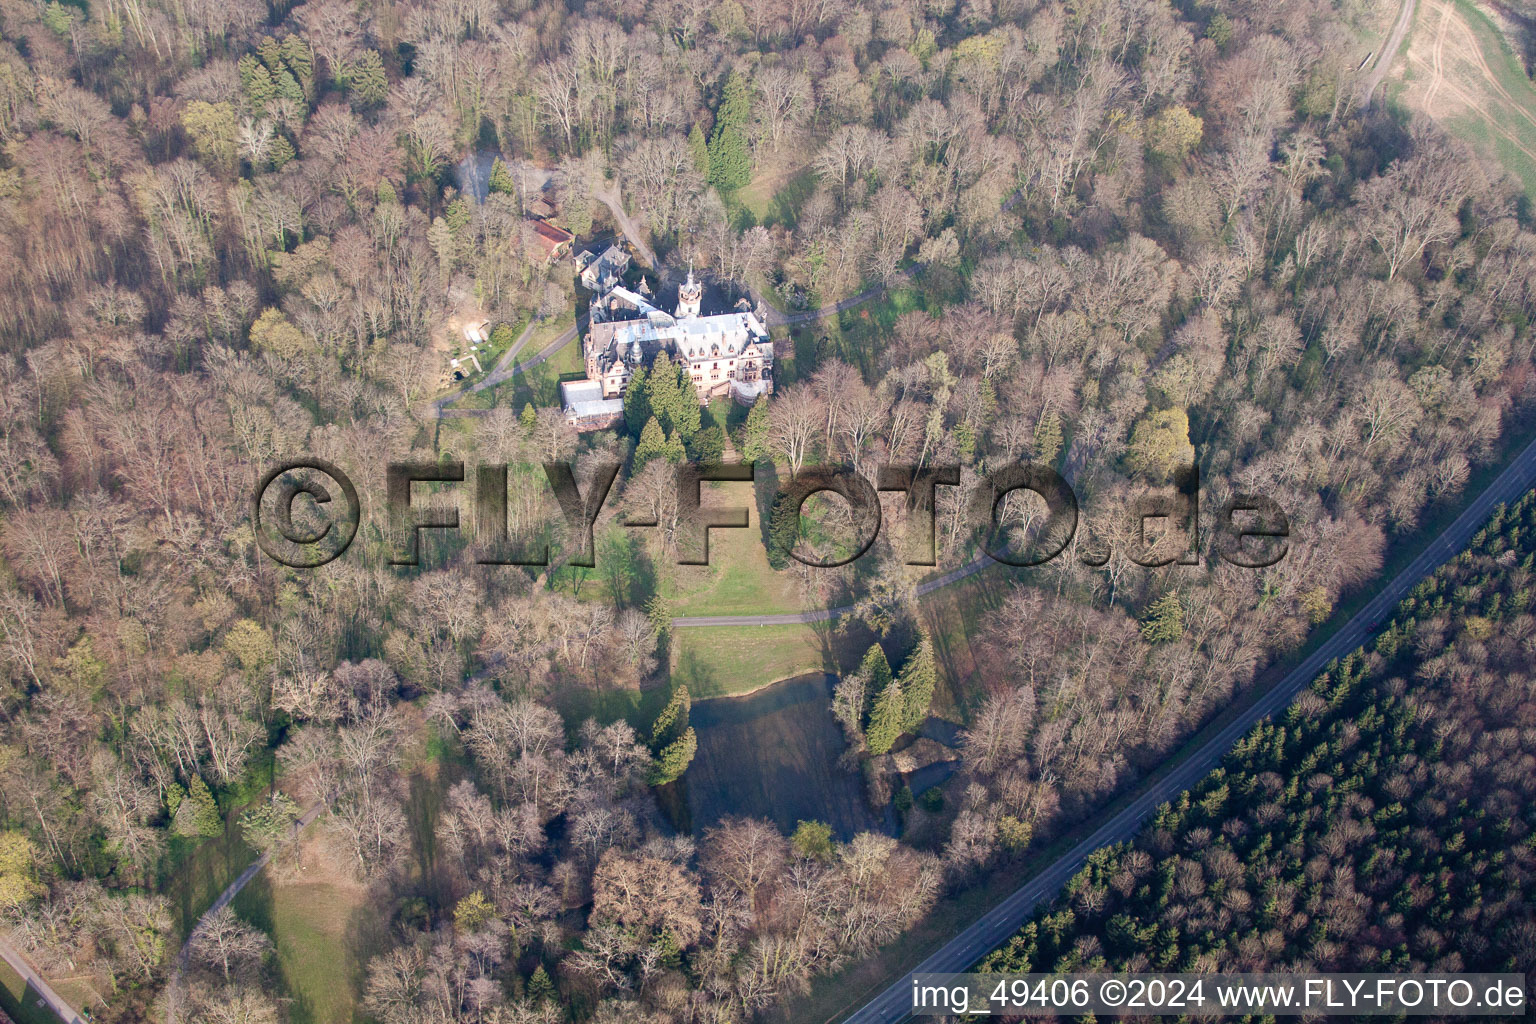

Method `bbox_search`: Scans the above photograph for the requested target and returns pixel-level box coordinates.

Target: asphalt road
[840,427,1536,1024]
[431,316,585,416]
[0,937,85,1024]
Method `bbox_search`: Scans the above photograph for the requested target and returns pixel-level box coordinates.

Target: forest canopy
[0,0,1534,1017]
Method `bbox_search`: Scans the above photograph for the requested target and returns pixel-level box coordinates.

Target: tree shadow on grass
[230,873,319,1024]
[165,815,259,937]
[922,562,1013,718]
[346,901,392,1016]
[406,771,451,915]
[672,647,718,697]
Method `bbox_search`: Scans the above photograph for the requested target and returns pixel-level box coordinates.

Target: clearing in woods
[231,835,386,1024]
[1392,0,1536,193]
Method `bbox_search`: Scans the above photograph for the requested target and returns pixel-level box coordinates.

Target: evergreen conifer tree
[1033,411,1063,465]
[741,400,771,461]
[650,685,691,748]
[648,727,697,785]
[488,157,518,196]
[858,643,893,704]
[528,965,556,1004]
[865,680,906,755]
[340,50,388,108]
[624,363,651,436]
[707,71,754,190]
[688,123,710,178]
[175,776,223,838]
[790,820,834,860]
[635,417,670,467]
[897,633,937,732]
[665,428,688,462]
[1140,594,1185,643]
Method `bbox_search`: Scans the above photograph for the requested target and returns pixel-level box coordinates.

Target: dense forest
[982,488,1536,985]
[1,0,1536,1016]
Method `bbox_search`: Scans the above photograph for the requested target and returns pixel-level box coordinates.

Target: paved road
[430,315,585,416]
[840,429,1536,1024]
[595,188,659,270]
[1362,0,1417,108]
[753,268,918,328]
[0,937,85,1024]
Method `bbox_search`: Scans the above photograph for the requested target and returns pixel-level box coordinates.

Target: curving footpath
[164,798,329,1023]
[753,267,918,328]
[430,316,585,416]
[838,428,1536,1024]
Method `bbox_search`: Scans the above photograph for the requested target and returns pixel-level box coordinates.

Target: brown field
[1393,0,1536,193]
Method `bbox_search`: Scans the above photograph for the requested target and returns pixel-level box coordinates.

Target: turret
[677,261,702,319]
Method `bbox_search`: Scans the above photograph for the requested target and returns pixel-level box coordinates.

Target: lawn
[549,479,808,618]
[447,313,581,412]
[163,814,261,937]
[232,842,387,1024]
[551,679,675,732]
[913,563,1016,718]
[670,623,835,698]
[484,334,584,411]
[1392,0,1536,195]
[731,163,817,230]
[671,480,807,616]
[0,962,63,1024]
[781,285,931,384]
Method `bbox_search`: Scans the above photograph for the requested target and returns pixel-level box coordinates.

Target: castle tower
[677,261,702,319]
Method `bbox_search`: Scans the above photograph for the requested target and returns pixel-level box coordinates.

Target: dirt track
[1401,0,1536,166]
[1364,0,1418,107]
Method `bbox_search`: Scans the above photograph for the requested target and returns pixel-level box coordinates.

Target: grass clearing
[163,817,261,938]
[686,673,888,839]
[0,961,63,1024]
[504,330,583,408]
[233,837,386,1024]
[733,163,817,230]
[551,679,674,732]
[782,286,930,383]
[915,564,1015,718]
[448,313,581,411]
[671,482,806,616]
[50,978,103,1015]
[671,624,835,698]
[1393,0,1536,194]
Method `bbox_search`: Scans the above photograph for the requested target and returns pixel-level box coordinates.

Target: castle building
[562,266,774,429]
